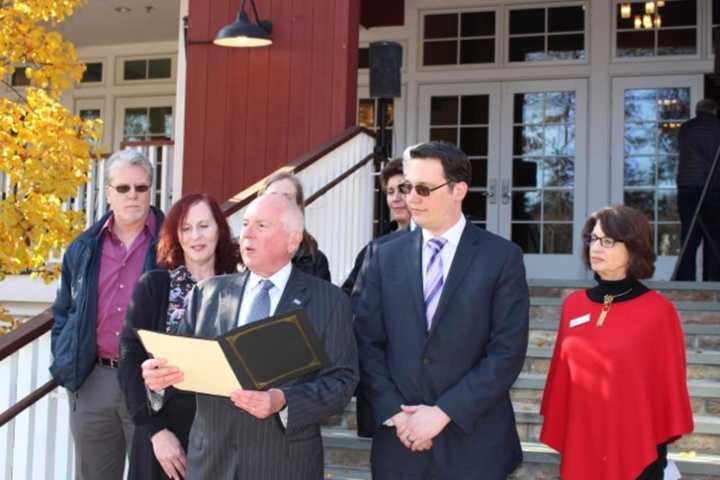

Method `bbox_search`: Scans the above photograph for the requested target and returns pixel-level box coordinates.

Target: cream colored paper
[137,329,242,397]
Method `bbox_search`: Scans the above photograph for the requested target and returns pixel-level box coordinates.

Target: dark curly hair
[157,193,240,274]
[582,205,656,279]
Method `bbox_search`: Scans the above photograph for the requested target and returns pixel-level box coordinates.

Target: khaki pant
[68,364,134,480]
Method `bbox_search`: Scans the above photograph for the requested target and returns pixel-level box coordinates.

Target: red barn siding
[183,0,360,202]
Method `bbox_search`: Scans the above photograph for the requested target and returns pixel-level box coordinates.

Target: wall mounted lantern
[214,0,272,48]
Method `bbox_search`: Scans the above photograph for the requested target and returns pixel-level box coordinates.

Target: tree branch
[0,79,28,103]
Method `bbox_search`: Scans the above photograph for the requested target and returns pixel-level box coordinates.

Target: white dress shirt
[237,261,293,327]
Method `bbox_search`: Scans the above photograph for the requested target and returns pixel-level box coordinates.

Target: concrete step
[522,345,720,381]
[528,280,720,303]
[321,427,720,479]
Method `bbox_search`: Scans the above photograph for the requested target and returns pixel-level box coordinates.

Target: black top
[678,112,720,189]
[292,245,331,282]
[585,273,650,304]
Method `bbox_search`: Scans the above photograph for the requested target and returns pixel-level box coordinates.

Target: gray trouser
[68,364,134,480]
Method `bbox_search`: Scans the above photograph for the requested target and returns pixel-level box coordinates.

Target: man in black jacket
[676,99,720,281]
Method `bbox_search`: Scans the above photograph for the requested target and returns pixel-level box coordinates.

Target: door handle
[501,178,511,205]
[484,179,497,205]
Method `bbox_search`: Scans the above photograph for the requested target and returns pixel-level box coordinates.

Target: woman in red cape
[540,205,693,479]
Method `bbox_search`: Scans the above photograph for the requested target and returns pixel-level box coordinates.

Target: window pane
[79,109,101,121]
[11,68,30,86]
[544,157,575,187]
[463,191,487,222]
[715,26,720,52]
[617,31,654,57]
[460,39,495,63]
[544,191,573,221]
[658,189,679,221]
[544,124,575,156]
[617,2,647,29]
[624,156,656,186]
[657,29,697,56]
[148,58,171,79]
[509,36,545,62]
[470,158,488,187]
[658,123,680,155]
[149,107,172,137]
[657,156,678,187]
[545,92,576,124]
[658,223,681,255]
[358,47,369,69]
[513,126,543,156]
[624,123,657,156]
[430,128,458,144]
[377,99,394,127]
[461,11,495,37]
[625,90,658,121]
[714,0,720,24]
[512,223,541,253]
[510,9,545,35]
[548,6,584,32]
[660,0,697,28]
[424,41,457,65]
[513,158,541,188]
[81,62,103,83]
[624,190,655,219]
[425,14,458,39]
[461,95,489,124]
[460,127,488,156]
[658,89,691,120]
[124,108,149,140]
[514,93,544,124]
[431,97,458,125]
[512,191,541,220]
[544,224,573,253]
[547,34,585,60]
[124,60,146,80]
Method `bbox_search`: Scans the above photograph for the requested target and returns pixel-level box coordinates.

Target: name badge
[569,314,591,328]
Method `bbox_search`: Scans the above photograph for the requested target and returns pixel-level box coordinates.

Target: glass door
[499,80,588,278]
[113,96,175,150]
[417,83,502,232]
[611,76,702,279]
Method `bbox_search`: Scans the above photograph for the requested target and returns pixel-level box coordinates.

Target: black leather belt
[98,357,119,368]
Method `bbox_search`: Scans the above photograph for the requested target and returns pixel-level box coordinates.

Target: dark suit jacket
[176,267,358,480]
[354,223,529,479]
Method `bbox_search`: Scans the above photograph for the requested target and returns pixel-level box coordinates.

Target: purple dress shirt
[96,212,156,359]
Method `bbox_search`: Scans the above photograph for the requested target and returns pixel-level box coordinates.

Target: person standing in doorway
[50,149,164,480]
[676,99,720,281]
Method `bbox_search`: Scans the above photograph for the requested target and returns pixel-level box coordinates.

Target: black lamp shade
[214,10,272,48]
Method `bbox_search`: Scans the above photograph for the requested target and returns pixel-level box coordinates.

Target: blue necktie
[424,237,447,330]
[246,279,274,324]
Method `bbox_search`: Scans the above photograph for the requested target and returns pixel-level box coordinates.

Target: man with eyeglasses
[50,149,165,480]
[354,141,530,479]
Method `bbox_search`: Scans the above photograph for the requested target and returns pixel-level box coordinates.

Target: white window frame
[115,54,176,86]
[612,0,702,62]
[505,2,590,67]
[417,7,501,71]
[74,97,109,148]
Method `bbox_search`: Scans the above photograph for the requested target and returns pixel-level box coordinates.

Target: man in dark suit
[676,98,720,281]
[142,194,358,479]
[354,141,529,479]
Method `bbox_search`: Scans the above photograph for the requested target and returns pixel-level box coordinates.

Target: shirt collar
[421,214,466,248]
[247,260,293,294]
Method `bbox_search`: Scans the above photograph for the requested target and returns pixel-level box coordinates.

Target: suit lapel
[217,271,249,334]
[427,223,482,338]
[404,230,427,330]
[275,267,309,314]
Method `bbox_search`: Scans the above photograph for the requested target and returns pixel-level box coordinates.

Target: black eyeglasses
[109,184,150,194]
[398,181,451,197]
[583,233,621,249]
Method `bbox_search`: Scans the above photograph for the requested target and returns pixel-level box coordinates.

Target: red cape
[540,290,693,479]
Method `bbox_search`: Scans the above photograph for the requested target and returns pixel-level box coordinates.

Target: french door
[418,79,588,278]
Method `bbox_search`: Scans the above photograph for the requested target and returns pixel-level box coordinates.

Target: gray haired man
[50,149,165,479]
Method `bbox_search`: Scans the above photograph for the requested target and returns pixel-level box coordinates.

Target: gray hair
[696,99,719,116]
[105,149,153,186]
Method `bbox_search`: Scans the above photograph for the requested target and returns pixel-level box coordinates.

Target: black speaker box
[369,41,402,98]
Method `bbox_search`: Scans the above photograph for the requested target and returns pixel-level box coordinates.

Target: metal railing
[0,127,375,479]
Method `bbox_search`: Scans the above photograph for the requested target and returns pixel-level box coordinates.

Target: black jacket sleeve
[118,270,170,436]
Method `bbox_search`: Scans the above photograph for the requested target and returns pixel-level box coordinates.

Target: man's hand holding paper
[142,357,183,391]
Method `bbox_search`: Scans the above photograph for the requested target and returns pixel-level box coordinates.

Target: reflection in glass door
[418,83,501,232]
[500,80,588,278]
[612,76,701,279]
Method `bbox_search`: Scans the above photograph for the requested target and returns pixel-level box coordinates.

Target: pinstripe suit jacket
[176,267,358,479]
